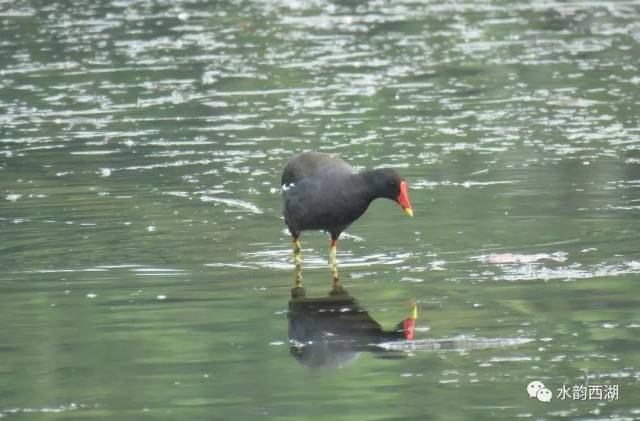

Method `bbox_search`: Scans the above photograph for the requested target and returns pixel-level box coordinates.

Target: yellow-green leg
[293,238,301,265]
[293,238,302,288]
[330,239,339,288]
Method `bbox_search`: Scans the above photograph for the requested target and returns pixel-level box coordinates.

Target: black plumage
[281,151,411,241]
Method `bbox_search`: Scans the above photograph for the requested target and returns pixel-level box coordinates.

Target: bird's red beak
[397,181,413,217]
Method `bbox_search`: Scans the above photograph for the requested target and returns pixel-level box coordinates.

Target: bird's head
[367,168,414,217]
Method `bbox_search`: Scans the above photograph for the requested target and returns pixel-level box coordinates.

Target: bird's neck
[358,169,387,200]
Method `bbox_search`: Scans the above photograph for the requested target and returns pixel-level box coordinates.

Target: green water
[1,0,639,419]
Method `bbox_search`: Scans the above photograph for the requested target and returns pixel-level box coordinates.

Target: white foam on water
[70,150,120,155]
[411,179,517,190]
[476,252,568,264]
[200,195,263,214]
[377,336,535,352]
[494,261,640,282]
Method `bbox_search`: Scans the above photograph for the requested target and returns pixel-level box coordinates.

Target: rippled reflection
[286,282,537,370]
[287,285,416,368]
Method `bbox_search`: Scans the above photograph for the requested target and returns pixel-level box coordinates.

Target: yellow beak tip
[404,208,414,218]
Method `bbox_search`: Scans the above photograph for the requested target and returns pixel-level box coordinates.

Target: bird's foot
[329,284,346,296]
[291,286,305,298]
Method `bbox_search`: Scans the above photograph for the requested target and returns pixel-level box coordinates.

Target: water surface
[1,0,639,419]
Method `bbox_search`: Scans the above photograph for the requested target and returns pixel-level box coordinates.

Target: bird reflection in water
[288,284,417,368]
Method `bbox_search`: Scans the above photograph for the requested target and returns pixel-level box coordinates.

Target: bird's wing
[281,152,353,186]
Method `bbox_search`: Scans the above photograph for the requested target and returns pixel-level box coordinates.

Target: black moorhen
[281,151,413,285]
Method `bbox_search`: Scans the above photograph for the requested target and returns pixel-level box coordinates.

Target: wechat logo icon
[527,381,552,402]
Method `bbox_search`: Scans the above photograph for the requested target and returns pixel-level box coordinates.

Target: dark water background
[1,0,639,419]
